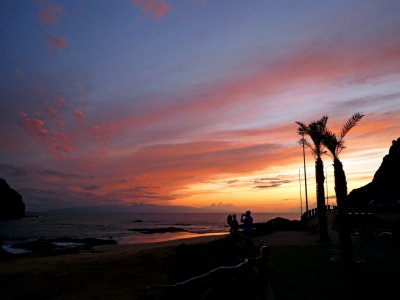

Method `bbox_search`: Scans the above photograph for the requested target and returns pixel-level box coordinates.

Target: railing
[303,205,399,237]
[141,244,269,300]
[302,205,337,219]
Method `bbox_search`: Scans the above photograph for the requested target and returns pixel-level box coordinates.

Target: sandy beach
[0,234,229,300]
[1,227,399,300]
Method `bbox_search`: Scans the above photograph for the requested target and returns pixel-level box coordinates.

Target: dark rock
[252,217,305,235]
[0,178,25,218]
[133,219,143,222]
[348,138,400,208]
[12,239,56,252]
[7,238,118,256]
[0,239,10,258]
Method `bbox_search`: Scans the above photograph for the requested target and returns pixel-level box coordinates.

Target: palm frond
[295,121,308,135]
[296,116,330,158]
[340,112,364,139]
[322,130,340,158]
[319,115,328,128]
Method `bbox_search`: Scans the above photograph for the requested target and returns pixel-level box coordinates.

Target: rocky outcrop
[4,238,117,257]
[0,178,25,218]
[347,138,400,208]
[252,217,305,235]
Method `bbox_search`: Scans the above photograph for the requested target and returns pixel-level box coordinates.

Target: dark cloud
[132,142,282,175]
[38,169,93,180]
[0,163,30,178]
[128,185,175,200]
[19,187,98,211]
[82,185,102,191]
[0,164,94,181]
[254,178,291,189]
[333,91,400,112]
[101,186,175,202]
[254,177,282,183]
[226,180,238,184]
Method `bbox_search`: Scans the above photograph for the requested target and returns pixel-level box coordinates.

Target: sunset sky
[1,0,400,213]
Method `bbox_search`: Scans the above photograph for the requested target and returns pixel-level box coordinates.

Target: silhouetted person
[241,210,253,236]
[230,214,239,234]
[227,214,233,233]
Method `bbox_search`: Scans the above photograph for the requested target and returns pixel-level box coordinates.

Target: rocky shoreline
[1,238,117,258]
[1,217,304,259]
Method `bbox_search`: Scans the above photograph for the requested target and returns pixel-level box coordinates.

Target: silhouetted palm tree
[296,116,330,242]
[322,112,364,262]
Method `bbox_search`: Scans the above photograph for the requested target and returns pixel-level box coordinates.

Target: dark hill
[0,178,25,218]
[347,137,400,208]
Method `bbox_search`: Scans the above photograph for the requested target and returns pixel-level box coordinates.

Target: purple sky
[1,0,400,212]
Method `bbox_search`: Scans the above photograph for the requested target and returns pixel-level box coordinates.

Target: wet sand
[0,234,227,300]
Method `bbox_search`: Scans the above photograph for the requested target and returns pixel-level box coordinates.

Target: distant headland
[0,178,25,218]
[348,137,400,208]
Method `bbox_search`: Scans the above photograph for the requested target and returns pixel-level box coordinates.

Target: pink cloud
[47,106,63,122]
[50,132,75,155]
[18,114,75,158]
[71,38,400,204]
[115,39,400,132]
[36,2,70,50]
[212,123,300,144]
[84,124,113,147]
[74,109,86,121]
[131,0,172,19]
[54,96,66,106]
[18,92,112,153]
[65,37,400,169]
[83,140,302,205]
[39,3,66,27]
[47,35,68,49]
[17,96,84,158]
[19,118,48,138]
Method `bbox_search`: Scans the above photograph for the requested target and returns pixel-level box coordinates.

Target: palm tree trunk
[316,157,329,242]
[333,159,354,263]
[333,159,348,207]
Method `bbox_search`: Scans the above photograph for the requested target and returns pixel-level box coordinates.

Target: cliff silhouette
[348,137,400,208]
[0,178,25,218]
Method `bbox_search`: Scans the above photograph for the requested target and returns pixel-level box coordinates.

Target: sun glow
[1,1,400,212]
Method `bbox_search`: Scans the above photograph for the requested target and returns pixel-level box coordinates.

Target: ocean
[0,212,299,247]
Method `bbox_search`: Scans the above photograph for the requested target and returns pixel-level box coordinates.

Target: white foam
[2,245,31,254]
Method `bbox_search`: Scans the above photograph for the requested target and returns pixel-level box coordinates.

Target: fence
[302,205,337,219]
[142,244,269,300]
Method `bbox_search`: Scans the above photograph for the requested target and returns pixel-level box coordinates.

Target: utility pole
[299,169,302,218]
[301,134,309,216]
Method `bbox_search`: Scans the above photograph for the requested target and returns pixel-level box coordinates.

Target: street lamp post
[299,169,302,218]
[301,134,309,216]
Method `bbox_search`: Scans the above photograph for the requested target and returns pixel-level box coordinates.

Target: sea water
[0,212,299,246]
